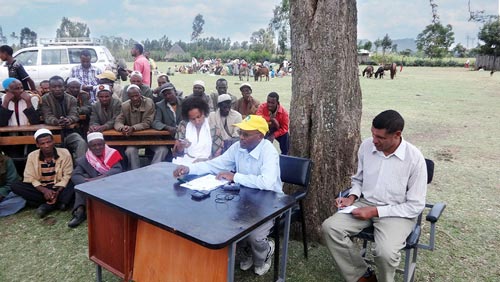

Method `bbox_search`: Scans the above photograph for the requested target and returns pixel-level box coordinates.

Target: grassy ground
[1,66,499,281]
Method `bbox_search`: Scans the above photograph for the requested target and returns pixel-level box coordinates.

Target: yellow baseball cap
[233,115,269,135]
[96,70,117,81]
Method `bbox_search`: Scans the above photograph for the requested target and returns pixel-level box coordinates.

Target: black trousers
[11,181,74,207]
[276,132,290,155]
[72,191,87,213]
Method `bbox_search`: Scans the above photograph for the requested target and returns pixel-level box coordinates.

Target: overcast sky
[0,0,497,48]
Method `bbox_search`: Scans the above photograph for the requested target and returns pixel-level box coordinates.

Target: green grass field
[1,65,499,282]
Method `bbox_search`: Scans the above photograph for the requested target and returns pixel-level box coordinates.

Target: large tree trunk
[289,0,362,241]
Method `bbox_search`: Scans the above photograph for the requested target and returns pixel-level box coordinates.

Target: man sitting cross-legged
[68,132,123,228]
[11,129,74,218]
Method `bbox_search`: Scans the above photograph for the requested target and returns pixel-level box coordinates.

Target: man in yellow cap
[173,114,281,276]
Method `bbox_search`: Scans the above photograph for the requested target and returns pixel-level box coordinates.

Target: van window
[42,49,69,65]
[15,50,38,66]
[68,48,98,64]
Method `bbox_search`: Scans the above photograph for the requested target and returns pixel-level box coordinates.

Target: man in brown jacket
[41,76,87,158]
[114,85,155,169]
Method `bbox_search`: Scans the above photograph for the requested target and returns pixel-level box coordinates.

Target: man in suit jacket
[114,85,155,169]
[68,132,123,228]
[41,76,87,158]
[151,83,182,163]
[88,84,122,132]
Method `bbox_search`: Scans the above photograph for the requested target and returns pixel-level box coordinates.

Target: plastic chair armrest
[406,225,421,248]
[426,202,446,223]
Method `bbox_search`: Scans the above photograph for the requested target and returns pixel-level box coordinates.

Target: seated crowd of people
[0,47,291,276]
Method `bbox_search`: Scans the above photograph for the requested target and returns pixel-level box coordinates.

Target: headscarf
[2,78,16,90]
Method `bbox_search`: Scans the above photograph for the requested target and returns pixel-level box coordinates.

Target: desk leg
[278,208,292,282]
[227,242,236,282]
[96,264,102,282]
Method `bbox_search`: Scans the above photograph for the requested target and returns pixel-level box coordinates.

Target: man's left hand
[216,171,235,182]
[352,206,378,220]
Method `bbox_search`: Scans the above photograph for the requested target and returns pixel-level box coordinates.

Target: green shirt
[0,155,20,197]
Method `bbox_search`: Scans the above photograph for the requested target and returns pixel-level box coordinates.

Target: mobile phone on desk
[190,190,211,200]
[222,182,241,192]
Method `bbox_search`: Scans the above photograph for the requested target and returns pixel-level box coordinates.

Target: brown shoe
[357,268,377,282]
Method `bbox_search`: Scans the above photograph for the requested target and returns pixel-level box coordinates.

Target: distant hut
[357,49,371,64]
[164,44,186,61]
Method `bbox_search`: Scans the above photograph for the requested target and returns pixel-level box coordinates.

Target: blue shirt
[188,138,283,193]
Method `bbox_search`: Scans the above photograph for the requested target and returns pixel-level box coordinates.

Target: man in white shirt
[173,115,281,275]
[322,110,427,282]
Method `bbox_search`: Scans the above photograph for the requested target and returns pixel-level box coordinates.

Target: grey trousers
[0,192,26,217]
[150,146,169,164]
[64,132,87,159]
[239,219,273,267]
[321,198,416,282]
[125,146,140,170]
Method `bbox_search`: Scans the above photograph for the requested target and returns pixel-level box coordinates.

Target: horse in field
[373,63,398,79]
[362,66,374,78]
[253,66,270,81]
[374,66,384,79]
[384,63,397,79]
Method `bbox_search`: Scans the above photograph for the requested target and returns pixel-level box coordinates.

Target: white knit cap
[130,70,143,78]
[217,94,232,104]
[87,132,104,142]
[67,78,81,85]
[34,128,52,140]
[193,80,205,88]
[127,84,140,92]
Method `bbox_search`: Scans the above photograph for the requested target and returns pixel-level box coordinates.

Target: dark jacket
[89,98,122,130]
[71,155,123,186]
[41,93,80,125]
[152,98,182,132]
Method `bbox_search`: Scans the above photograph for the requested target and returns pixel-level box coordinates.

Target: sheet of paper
[172,155,197,166]
[337,205,358,214]
[180,174,229,191]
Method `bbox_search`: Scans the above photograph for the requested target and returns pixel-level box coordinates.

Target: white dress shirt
[188,138,283,193]
[349,137,427,218]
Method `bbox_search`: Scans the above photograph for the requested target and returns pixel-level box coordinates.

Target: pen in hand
[337,191,344,210]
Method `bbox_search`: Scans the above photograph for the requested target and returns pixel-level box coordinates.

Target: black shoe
[36,204,56,218]
[68,209,86,228]
[57,202,68,211]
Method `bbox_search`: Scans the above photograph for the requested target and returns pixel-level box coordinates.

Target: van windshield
[68,48,98,64]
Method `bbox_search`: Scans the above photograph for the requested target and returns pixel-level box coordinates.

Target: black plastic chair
[341,159,446,282]
[272,155,312,281]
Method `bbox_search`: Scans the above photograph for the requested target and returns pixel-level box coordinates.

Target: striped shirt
[40,160,56,186]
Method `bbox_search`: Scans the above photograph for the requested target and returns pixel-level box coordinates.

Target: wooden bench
[0,135,62,145]
[0,124,67,146]
[102,129,175,146]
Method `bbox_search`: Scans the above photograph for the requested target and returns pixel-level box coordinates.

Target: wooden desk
[102,129,175,146]
[76,162,295,282]
[0,124,64,145]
